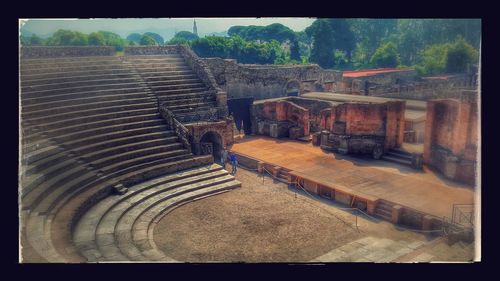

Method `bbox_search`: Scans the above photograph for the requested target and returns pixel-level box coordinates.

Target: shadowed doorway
[199,131,224,163]
[228,97,254,135]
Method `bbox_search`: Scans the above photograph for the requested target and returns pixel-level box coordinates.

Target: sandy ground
[152,165,473,262]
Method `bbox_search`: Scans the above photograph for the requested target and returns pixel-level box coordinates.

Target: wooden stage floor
[230,136,475,219]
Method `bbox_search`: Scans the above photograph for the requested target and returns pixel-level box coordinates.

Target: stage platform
[230,136,475,228]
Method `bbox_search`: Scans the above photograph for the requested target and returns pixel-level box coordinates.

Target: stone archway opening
[199,131,224,164]
[285,79,301,96]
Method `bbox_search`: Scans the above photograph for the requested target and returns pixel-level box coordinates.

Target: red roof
[343,68,412,78]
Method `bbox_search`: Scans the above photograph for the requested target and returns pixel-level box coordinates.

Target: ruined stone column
[391,205,403,224]
[423,101,436,164]
[215,91,228,107]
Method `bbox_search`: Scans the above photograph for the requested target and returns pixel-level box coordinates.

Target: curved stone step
[24,113,160,143]
[25,154,213,262]
[136,181,239,261]
[96,149,191,175]
[21,77,142,92]
[24,107,158,135]
[22,81,148,97]
[21,72,141,86]
[74,166,237,261]
[23,102,157,125]
[22,96,155,119]
[140,70,196,78]
[22,87,151,106]
[73,165,225,261]
[142,74,198,82]
[21,68,138,80]
[25,132,177,176]
[22,89,152,108]
[23,120,165,157]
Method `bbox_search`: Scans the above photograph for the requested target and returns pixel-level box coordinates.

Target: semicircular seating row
[20,53,240,262]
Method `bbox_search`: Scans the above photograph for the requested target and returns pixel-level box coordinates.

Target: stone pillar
[312,132,321,146]
[367,201,376,215]
[391,205,403,224]
[272,166,282,178]
[423,101,435,164]
[303,179,318,194]
[215,91,227,107]
[451,101,470,156]
[411,153,423,170]
[320,130,330,147]
[422,215,434,231]
[257,162,265,173]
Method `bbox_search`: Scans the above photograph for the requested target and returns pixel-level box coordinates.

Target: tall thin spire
[193,19,198,36]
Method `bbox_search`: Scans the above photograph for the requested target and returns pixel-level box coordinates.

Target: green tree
[290,39,301,61]
[144,32,164,45]
[170,31,199,42]
[191,36,230,58]
[126,33,142,43]
[306,19,335,68]
[445,36,478,73]
[370,42,400,68]
[48,29,76,45]
[228,23,296,43]
[88,32,105,46]
[98,31,125,51]
[29,34,42,45]
[139,34,157,46]
[414,43,449,75]
[72,32,88,46]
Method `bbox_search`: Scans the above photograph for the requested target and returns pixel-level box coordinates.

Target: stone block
[391,205,403,224]
[257,162,265,173]
[335,192,352,206]
[422,215,434,231]
[312,132,321,146]
[367,201,376,215]
[289,126,304,140]
[303,179,318,194]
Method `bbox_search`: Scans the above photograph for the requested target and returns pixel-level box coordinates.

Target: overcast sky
[19,18,317,39]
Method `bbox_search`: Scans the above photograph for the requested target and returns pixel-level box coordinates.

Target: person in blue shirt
[229,152,238,175]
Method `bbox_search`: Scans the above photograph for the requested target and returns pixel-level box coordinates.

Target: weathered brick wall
[21,46,116,58]
[423,98,478,185]
[252,99,310,138]
[203,57,342,101]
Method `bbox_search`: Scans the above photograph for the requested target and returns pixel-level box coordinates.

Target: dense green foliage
[126,33,142,43]
[139,34,157,46]
[144,32,164,45]
[370,42,400,68]
[414,37,478,75]
[170,31,199,43]
[25,29,127,51]
[189,36,287,65]
[21,19,480,75]
[228,23,296,43]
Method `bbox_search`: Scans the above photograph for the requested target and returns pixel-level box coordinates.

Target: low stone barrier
[21,46,116,58]
[124,45,179,55]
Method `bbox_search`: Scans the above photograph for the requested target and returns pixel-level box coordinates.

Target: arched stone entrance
[284,79,301,96]
[199,131,224,163]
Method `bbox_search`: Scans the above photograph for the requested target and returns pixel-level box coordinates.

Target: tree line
[21,19,480,75]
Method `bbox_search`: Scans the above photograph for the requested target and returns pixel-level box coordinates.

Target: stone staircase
[374,200,394,221]
[122,55,218,117]
[19,52,239,263]
[381,148,422,169]
[311,236,426,262]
